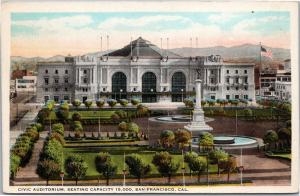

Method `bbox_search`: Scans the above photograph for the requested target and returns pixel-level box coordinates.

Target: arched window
[172,72,186,102]
[142,72,157,103]
[112,72,127,100]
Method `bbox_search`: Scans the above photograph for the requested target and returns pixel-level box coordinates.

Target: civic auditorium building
[36,37,255,103]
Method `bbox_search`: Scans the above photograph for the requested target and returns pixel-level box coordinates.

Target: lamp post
[206,153,209,186]
[181,149,186,187]
[240,148,243,185]
[150,88,153,103]
[123,152,126,186]
[60,172,64,186]
[235,109,238,135]
[120,89,123,100]
[181,89,184,102]
[147,112,150,141]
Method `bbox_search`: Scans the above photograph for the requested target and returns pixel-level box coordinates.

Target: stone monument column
[184,79,213,137]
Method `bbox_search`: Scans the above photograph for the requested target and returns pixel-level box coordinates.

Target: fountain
[184,79,213,137]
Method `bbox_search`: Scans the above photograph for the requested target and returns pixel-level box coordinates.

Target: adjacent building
[275,70,291,101]
[259,68,277,98]
[36,37,256,103]
[15,76,37,93]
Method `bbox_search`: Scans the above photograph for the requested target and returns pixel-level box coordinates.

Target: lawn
[48,110,115,120]
[63,146,217,178]
[265,152,291,160]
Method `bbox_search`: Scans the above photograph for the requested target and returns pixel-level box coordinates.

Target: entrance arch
[142,72,157,103]
[171,72,186,102]
[112,72,127,100]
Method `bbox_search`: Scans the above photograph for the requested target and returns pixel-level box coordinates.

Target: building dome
[107,37,181,58]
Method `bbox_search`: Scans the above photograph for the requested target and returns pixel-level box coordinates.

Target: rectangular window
[64,78,68,83]
[64,96,69,100]
[210,78,214,84]
[55,88,59,92]
[236,87,239,90]
[211,70,214,74]
[211,95,215,100]
[226,70,229,74]
[244,95,248,99]
[235,78,239,83]
[235,95,239,99]
[83,78,88,84]
[44,96,49,103]
[45,88,48,92]
[55,79,59,83]
[226,95,230,100]
[235,70,238,74]
[83,69,87,74]
[244,70,247,74]
[65,70,68,74]
[65,88,68,92]
[54,96,59,102]
[226,78,229,83]
[45,69,48,74]
[227,86,230,90]
[55,70,58,74]
[244,77,248,83]
[44,78,49,84]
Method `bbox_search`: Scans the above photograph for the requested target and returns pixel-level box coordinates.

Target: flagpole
[259,42,262,70]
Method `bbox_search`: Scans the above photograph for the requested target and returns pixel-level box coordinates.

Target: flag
[261,46,273,59]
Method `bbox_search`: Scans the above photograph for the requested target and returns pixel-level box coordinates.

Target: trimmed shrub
[52,123,64,136]
[96,99,105,108]
[115,110,127,119]
[37,159,61,185]
[72,112,81,121]
[84,100,93,109]
[111,113,120,123]
[118,121,128,131]
[65,154,88,185]
[72,99,81,108]
[37,108,51,123]
[131,99,140,106]
[71,121,83,132]
[127,122,140,133]
[10,154,21,179]
[107,99,117,107]
[184,99,194,108]
[50,132,65,145]
[119,99,128,107]
[41,139,63,164]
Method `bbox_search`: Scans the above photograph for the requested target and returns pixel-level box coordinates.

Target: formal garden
[10,97,292,186]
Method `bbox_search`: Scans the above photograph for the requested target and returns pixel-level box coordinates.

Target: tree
[219,156,237,182]
[152,151,179,184]
[96,99,105,108]
[72,112,81,121]
[71,121,83,138]
[125,154,151,185]
[174,129,191,150]
[118,121,128,131]
[37,108,51,124]
[160,130,175,149]
[72,99,81,108]
[10,154,21,179]
[209,149,229,175]
[199,132,214,152]
[65,154,88,185]
[127,122,140,134]
[188,156,207,183]
[56,102,69,123]
[184,99,194,108]
[137,104,149,117]
[84,100,93,109]
[263,130,279,150]
[184,151,198,176]
[95,152,117,185]
[278,127,291,147]
[52,123,64,136]
[37,159,61,186]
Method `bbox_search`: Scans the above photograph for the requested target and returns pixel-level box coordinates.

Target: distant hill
[170,44,290,61]
[10,44,290,72]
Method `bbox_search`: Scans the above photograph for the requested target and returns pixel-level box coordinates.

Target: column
[195,79,202,109]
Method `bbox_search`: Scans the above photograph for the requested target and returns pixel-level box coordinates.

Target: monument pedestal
[184,79,213,138]
[184,108,213,138]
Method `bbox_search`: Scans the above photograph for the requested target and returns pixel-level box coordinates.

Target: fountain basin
[213,136,235,144]
[151,115,214,123]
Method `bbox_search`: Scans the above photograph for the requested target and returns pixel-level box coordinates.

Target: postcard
[1,0,299,194]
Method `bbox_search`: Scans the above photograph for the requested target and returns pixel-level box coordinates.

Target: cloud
[208,13,237,23]
[98,15,192,31]
[12,15,93,31]
[11,13,290,57]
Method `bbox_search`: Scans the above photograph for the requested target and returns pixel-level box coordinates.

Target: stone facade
[37,37,255,103]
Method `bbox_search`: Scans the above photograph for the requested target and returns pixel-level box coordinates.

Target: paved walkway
[10,108,40,148]
[14,131,48,182]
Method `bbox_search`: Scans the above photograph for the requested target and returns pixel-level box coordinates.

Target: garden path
[14,131,48,182]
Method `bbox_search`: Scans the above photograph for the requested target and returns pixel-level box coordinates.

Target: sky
[11,12,290,58]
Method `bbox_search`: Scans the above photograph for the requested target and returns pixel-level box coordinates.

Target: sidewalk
[14,131,48,182]
[10,107,40,148]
